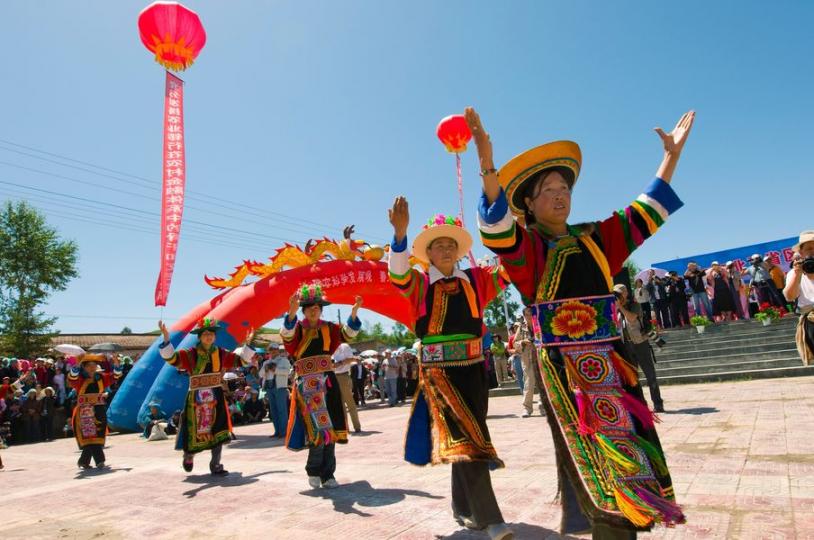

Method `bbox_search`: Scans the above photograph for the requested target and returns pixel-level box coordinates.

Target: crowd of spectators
[0,354,135,448]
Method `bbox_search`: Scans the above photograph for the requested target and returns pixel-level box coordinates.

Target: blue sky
[1,1,811,333]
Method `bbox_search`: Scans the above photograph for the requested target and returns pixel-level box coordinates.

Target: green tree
[621,259,642,290]
[121,326,133,335]
[389,322,417,347]
[0,201,78,357]
[484,292,521,332]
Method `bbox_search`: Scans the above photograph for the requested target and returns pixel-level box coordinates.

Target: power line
[0,139,388,242]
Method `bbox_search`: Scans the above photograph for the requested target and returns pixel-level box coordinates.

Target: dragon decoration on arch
[205,225,428,290]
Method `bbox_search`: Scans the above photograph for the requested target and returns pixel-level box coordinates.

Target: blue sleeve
[391,235,408,253]
[346,316,362,331]
[283,315,298,330]
[478,188,510,225]
[644,178,683,215]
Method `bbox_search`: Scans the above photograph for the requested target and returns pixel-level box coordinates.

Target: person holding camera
[742,254,785,308]
[784,231,814,365]
[614,285,665,413]
[684,261,714,322]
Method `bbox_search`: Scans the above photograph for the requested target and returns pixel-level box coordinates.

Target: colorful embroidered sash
[294,354,336,445]
[532,294,619,347]
[189,373,222,390]
[531,296,684,528]
[294,355,333,376]
[419,338,483,367]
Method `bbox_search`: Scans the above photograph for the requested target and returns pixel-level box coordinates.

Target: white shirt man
[332,343,361,432]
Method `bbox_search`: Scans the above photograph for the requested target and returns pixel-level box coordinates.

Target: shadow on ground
[663,407,719,415]
[74,466,133,479]
[182,469,289,498]
[437,522,562,539]
[227,433,288,450]
[300,479,444,517]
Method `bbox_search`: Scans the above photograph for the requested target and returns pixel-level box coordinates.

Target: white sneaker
[521,410,530,418]
[307,476,321,489]
[322,478,339,489]
[486,523,514,540]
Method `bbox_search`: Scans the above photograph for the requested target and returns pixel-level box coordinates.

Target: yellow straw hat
[498,140,582,217]
[412,214,472,264]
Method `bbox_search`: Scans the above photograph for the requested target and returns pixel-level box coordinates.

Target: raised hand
[654,110,696,155]
[464,107,493,169]
[288,293,299,318]
[158,320,170,343]
[388,196,409,242]
[465,106,500,203]
[351,295,363,318]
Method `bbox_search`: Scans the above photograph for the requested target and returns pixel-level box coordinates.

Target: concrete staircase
[489,316,810,397]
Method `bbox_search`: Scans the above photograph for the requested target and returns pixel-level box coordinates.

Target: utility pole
[337,308,342,325]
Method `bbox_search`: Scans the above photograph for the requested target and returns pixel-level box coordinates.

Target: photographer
[614,284,665,413]
[784,231,814,365]
[684,261,714,321]
[742,254,785,308]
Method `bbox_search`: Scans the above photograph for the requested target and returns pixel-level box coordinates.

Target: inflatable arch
[108,238,419,431]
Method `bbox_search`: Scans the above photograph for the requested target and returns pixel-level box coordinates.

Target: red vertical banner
[154,71,186,307]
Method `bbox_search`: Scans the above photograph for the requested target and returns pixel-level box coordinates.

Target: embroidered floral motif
[551,301,599,339]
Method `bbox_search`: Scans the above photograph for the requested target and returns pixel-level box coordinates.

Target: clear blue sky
[2,1,811,334]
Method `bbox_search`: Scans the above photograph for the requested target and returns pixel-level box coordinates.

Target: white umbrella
[54,344,85,357]
[223,372,238,381]
[360,350,379,358]
[634,268,668,284]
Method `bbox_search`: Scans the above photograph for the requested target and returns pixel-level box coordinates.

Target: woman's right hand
[389,196,409,242]
[158,320,170,343]
[465,107,501,204]
[288,293,299,318]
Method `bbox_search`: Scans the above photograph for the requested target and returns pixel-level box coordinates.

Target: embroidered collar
[429,265,470,285]
[301,319,325,329]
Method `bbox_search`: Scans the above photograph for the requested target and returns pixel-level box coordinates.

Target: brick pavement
[2,376,812,539]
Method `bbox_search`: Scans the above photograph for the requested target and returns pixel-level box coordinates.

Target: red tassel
[575,388,594,436]
[619,391,659,430]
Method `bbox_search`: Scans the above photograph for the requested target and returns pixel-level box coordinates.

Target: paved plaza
[3,376,813,539]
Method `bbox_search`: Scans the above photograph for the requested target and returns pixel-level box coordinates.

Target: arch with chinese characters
[108,260,413,431]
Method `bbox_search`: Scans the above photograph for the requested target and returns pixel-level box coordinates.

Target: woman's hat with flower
[191,317,224,335]
[78,353,106,365]
[411,214,472,264]
[498,140,582,218]
[299,283,331,307]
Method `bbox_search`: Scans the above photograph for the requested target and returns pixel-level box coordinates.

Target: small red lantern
[436,115,472,154]
[138,1,206,72]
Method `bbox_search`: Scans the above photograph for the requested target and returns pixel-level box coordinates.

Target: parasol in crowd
[88,343,124,353]
[634,268,668,284]
[360,350,379,358]
[54,344,86,357]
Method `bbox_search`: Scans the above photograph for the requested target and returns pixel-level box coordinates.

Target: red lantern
[138,2,206,72]
[436,115,472,154]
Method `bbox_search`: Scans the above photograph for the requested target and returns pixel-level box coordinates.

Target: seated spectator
[228,398,244,425]
[165,409,181,436]
[244,365,261,393]
[140,401,167,439]
[242,389,265,423]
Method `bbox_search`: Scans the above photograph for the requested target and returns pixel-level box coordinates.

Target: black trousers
[79,444,105,466]
[306,443,336,482]
[655,299,672,328]
[639,302,652,325]
[397,376,406,402]
[451,461,504,528]
[183,442,223,472]
[669,299,688,326]
[630,342,663,409]
[352,378,366,405]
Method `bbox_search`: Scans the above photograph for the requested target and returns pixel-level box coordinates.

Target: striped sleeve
[158,343,191,372]
[388,235,427,312]
[598,178,683,275]
[477,189,539,303]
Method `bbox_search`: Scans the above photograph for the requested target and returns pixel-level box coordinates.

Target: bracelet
[479,168,498,177]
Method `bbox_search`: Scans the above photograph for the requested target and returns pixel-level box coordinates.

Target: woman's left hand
[655,110,695,154]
